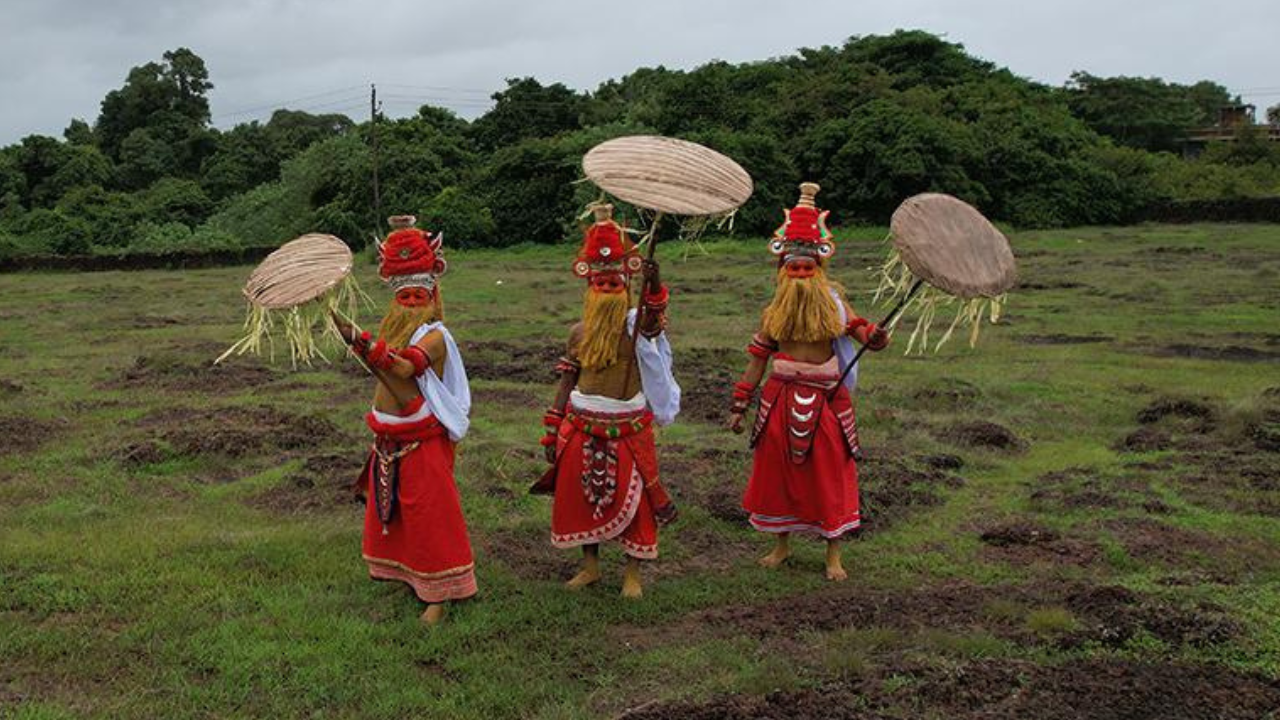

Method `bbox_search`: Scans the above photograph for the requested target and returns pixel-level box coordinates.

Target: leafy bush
[419,186,497,248]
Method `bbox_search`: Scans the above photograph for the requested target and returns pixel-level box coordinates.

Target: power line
[213,85,368,119]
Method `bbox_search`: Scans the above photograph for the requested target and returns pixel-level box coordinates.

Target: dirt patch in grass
[675,347,740,424]
[1136,398,1215,426]
[478,526,572,581]
[1017,333,1114,345]
[978,521,1099,567]
[471,385,542,409]
[1017,279,1087,290]
[105,352,278,394]
[857,451,966,532]
[1059,583,1241,650]
[0,415,64,456]
[651,524,758,580]
[911,377,982,408]
[459,340,561,384]
[247,451,366,514]
[0,378,25,394]
[124,405,347,462]
[619,658,1280,720]
[939,421,1026,452]
[615,579,1240,659]
[1118,393,1280,515]
[130,314,183,329]
[1135,343,1280,363]
[1103,516,1280,582]
[1029,466,1157,512]
[663,444,751,524]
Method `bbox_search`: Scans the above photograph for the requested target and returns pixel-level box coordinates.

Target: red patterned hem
[551,466,643,549]
[748,513,861,539]
[619,536,659,560]
[365,557,478,602]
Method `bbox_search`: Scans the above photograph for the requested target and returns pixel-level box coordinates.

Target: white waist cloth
[569,390,647,414]
[368,321,471,442]
[369,401,433,426]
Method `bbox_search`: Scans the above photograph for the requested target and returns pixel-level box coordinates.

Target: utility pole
[371,83,382,232]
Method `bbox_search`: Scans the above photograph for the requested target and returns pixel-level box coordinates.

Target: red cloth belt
[565,407,654,439]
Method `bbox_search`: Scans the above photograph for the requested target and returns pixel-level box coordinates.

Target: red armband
[398,346,429,376]
[732,380,756,402]
[542,408,565,429]
[539,433,557,447]
[746,333,778,359]
[845,317,869,337]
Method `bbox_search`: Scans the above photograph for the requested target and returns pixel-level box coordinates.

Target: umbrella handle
[833,278,925,391]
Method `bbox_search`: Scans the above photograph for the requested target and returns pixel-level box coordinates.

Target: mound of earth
[458,340,560,383]
[857,451,966,532]
[940,421,1026,452]
[127,405,346,461]
[106,352,277,393]
[0,415,64,456]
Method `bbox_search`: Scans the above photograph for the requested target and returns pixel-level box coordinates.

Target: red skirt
[743,359,860,538]
[360,403,477,602]
[550,404,660,559]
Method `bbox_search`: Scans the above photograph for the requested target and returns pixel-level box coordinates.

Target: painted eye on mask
[817,242,834,258]
[769,240,786,256]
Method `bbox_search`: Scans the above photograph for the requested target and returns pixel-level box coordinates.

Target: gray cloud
[2,0,1276,143]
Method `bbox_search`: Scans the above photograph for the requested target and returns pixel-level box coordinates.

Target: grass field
[2,223,1279,719]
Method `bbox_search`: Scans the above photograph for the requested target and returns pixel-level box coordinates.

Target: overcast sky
[2,0,1276,144]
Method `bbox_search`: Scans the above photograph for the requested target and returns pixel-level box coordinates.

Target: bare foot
[565,565,602,590]
[421,603,446,625]
[759,534,792,569]
[825,540,847,581]
[621,560,643,599]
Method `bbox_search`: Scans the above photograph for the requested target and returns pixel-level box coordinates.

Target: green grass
[1,223,1279,717]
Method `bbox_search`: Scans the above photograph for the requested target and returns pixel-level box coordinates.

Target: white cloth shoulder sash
[378,321,471,442]
[625,309,681,426]
[829,288,858,391]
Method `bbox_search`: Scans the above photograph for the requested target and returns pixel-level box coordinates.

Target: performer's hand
[331,313,357,345]
[866,323,890,351]
[728,410,746,434]
[544,443,556,464]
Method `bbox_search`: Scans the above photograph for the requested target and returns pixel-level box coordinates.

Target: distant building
[1183,104,1280,158]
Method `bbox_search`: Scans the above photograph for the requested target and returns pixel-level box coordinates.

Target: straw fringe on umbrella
[216,233,370,367]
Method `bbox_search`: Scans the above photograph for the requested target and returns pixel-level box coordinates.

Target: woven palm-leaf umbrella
[875,193,1018,355]
[216,233,366,367]
[581,135,753,267]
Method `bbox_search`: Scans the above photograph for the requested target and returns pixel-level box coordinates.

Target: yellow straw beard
[761,266,845,343]
[377,294,443,349]
[579,289,631,370]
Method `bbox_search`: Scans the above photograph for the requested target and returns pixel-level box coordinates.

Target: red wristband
[845,317,869,336]
[643,284,670,307]
[366,339,394,370]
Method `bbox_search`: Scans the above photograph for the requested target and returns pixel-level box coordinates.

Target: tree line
[2,32,1278,260]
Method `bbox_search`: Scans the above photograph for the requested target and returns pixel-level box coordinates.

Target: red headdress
[769,182,834,263]
[379,215,447,291]
[572,203,642,280]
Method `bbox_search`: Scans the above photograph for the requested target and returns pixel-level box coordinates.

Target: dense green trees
[1,33,1276,261]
